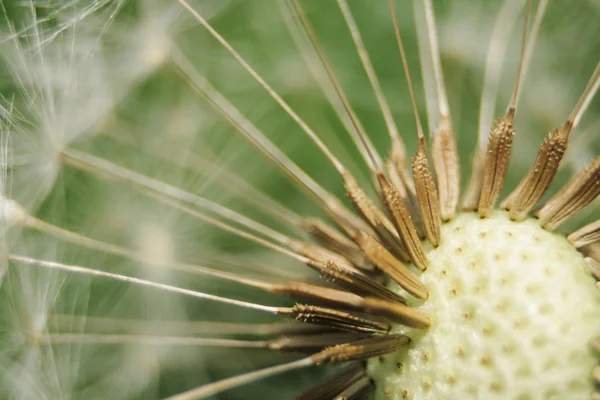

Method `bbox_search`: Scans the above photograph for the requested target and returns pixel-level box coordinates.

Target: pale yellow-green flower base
[368,212,600,400]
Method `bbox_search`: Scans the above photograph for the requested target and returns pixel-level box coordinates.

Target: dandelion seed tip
[375,171,390,187]
[506,106,516,122]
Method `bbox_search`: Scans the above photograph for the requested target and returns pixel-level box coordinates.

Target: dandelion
[1,0,599,399]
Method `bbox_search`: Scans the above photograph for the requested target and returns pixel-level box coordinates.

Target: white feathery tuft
[0,1,123,209]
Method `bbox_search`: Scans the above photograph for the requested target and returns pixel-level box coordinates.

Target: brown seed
[432,116,461,221]
[301,218,374,271]
[311,334,410,364]
[537,157,600,230]
[386,156,425,239]
[307,260,407,305]
[479,0,531,216]
[361,297,431,329]
[412,137,442,247]
[343,170,410,262]
[377,173,429,271]
[478,116,515,218]
[568,219,600,248]
[504,123,570,220]
[279,304,390,334]
[356,232,429,300]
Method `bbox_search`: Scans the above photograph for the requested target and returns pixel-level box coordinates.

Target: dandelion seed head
[0,0,599,398]
[368,212,600,399]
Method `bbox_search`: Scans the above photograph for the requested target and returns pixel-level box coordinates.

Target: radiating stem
[166,357,314,400]
[10,255,281,314]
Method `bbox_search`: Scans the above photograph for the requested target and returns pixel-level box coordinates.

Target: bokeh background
[0,0,599,399]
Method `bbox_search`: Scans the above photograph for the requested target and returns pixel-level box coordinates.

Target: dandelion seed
[1,0,600,399]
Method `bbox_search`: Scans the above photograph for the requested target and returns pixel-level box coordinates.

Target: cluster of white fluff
[0,1,597,399]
